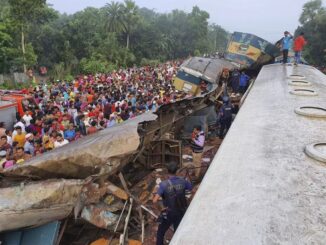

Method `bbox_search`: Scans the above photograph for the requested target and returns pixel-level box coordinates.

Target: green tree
[121,0,139,49]
[106,1,125,33]
[299,0,322,24]
[0,0,10,20]
[8,0,48,72]
[106,0,140,49]
[188,6,210,54]
[27,8,61,68]
[296,0,326,65]
[1,2,230,76]
[0,22,14,73]
[207,23,229,53]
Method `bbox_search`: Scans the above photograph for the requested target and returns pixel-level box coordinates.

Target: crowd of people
[0,58,253,169]
[0,61,192,168]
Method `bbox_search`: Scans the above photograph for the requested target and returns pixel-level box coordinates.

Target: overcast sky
[48,0,326,42]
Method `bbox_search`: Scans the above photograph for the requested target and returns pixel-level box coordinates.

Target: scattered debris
[0,179,84,231]
[0,56,239,244]
[105,182,129,201]
[81,204,121,230]
[90,238,110,245]
[182,154,192,160]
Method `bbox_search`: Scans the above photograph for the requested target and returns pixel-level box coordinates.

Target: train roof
[180,57,237,83]
[171,64,326,244]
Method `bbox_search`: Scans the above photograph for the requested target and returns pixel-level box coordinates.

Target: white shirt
[22,114,33,127]
[54,139,69,148]
[7,136,13,146]
[13,121,26,137]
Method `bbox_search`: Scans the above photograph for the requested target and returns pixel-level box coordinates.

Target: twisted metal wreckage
[0,32,279,243]
[0,58,235,231]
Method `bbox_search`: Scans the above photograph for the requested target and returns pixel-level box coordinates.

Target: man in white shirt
[5,130,13,145]
[22,111,33,127]
[24,133,35,156]
[54,133,69,148]
[13,120,26,137]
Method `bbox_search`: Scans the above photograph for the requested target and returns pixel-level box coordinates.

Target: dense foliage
[1,0,324,76]
[295,0,326,65]
[0,0,229,75]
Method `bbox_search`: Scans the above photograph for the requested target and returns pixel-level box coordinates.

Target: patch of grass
[0,80,31,90]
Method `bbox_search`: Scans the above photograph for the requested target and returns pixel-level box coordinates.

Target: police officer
[239,71,250,94]
[231,69,240,94]
[153,162,192,245]
[218,96,233,139]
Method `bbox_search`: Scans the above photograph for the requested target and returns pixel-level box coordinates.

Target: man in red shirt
[293,32,307,65]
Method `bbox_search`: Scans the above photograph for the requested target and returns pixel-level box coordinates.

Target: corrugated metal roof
[180,57,237,83]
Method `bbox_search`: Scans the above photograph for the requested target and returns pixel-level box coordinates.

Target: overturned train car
[0,37,280,232]
[225,31,280,69]
[0,57,236,232]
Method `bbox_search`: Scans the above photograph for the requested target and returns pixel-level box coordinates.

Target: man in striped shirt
[191,125,205,179]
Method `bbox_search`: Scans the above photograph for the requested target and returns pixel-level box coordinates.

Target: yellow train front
[173,68,208,96]
[173,57,237,96]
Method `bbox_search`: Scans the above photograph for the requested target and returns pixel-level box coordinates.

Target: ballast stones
[294,106,326,118]
[290,88,318,96]
[305,142,326,163]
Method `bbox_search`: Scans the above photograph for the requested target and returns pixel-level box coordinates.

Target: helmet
[222,96,229,103]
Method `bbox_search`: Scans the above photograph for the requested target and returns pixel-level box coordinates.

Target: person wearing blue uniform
[231,69,240,94]
[239,72,250,94]
[153,162,192,245]
[276,31,293,64]
[218,96,234,139]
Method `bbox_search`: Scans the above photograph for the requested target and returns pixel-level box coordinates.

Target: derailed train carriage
[0,58,235,233]
[173,32,281,96]
[0,32,280,236]
[173,57,236,95]
[225,31,280,69]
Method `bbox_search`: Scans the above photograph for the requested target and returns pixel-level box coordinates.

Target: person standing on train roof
[153,161,192,245]
[276,31,293,64]
[293,32,307,65]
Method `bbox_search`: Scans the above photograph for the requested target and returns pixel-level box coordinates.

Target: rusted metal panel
[181,57,238,83]
[105,182,129,201]
[81,204,121,230]
[1,113,157,179]
[0,58,240,235]
[0,179,84,232]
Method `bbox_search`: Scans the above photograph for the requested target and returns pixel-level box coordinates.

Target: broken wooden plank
[119,198,133,245]
[118,173,141,204]
[140,205,158,219]
[105,181,129,201]
[138,208,145,243]
[114,200,128,233]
